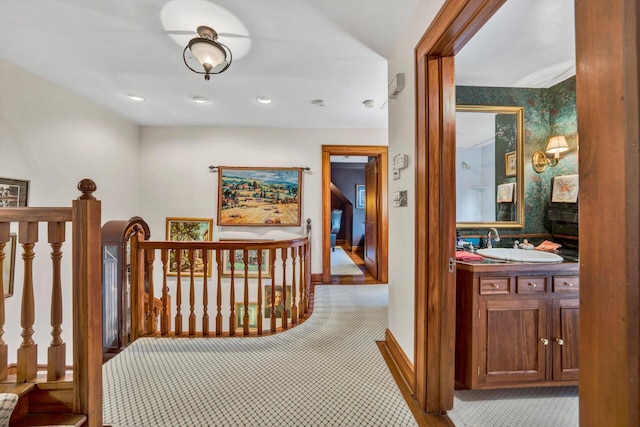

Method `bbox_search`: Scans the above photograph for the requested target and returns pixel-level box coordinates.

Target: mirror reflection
[456,105,524,228]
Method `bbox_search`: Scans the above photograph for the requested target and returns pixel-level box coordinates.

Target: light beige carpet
[331,247,364,275]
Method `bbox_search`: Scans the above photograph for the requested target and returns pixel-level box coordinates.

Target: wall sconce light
[183,26,232,80]
[532,135,569,173]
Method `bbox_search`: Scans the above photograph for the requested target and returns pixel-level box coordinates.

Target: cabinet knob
[564,282,573,287]
[556,338,564,346]
[540,338,549,346]
[528,282,537,287]
[492,283,500,288]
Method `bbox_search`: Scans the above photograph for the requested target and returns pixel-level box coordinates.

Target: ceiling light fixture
[190,95,209,104]
[125,93,145,102]
[183,26,232,80]
[256,96,273,104]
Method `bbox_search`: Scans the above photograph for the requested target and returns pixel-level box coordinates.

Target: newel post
[72,179,102,427]
[129,224,145,342]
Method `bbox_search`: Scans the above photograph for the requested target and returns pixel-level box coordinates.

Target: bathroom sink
[476,248,564,263]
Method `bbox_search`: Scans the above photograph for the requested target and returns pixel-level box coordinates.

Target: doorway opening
[321,145,388,284]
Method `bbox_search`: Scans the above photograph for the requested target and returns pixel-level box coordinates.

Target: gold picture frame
[505,151,517,177]
[222,249,271,278]
[165,217,213,276]
[235,302,258,329]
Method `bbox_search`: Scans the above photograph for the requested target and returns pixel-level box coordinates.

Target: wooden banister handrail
[129,221,312,341]
[0,207,73,222]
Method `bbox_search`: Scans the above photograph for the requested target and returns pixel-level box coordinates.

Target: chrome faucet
[487,228,500,248]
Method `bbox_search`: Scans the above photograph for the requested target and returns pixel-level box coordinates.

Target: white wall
[0,59,140,362]
[138,126,387,274]
[386,0,446,364]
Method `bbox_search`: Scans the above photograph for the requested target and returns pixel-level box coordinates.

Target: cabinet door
[479,299,547,385]
[552,298,579,381]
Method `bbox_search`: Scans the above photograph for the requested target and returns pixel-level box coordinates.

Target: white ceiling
[0,0,575,129]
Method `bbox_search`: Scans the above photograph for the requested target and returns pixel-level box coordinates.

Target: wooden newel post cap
[77,179,97,200]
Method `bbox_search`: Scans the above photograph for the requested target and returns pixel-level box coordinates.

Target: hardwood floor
[326,246,382,284]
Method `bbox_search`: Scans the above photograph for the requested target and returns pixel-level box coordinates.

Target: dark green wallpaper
[457,76,578,237]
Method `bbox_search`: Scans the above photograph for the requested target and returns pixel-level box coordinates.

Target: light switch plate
[393,190,408,207]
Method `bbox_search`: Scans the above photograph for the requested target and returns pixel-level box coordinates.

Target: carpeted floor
[330,247,364,275]
[103,285,416,427]
[449,386,579,427]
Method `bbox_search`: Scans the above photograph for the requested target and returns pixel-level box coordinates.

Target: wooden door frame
[321,145,388,284]
[413,0,639,422]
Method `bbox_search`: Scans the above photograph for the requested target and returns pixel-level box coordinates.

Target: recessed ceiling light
[311,99,325,107]
[125,92,145,102]
[362,99,375,108]
[190,95,209,104]
[256,96,273,104]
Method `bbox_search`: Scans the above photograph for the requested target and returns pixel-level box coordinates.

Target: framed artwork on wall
[505,151,517,177]
[222,249,271,278]
[0,177,29,208]
[264,285,291,319]
[217,167,302,226]
[165,217,213,276]
[235,303,258,329]
[2,234,16,297]
[355,184,365,209]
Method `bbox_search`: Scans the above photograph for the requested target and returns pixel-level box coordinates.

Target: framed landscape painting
[222,249,271,278]
[0,177,29,208]
[165,217,213,276]
[218,167,302,226]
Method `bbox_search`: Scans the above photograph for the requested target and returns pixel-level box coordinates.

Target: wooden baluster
[229,250,236,336]
[202,249,209,336]
[298,245,305,317]
[0,223,9,381]
[304,241,311,314]
[188,250,196,335]
[146,250,156,335]
[270,248,276,333]
[175,250,182,335]
[17,221,37,382]
[161,249,169,335]
[48,221,66,381]
[243,249,249,336]
[215,250,223,336]
[257,250,263,336]
[281,247,289,330]
[290,246,298,325]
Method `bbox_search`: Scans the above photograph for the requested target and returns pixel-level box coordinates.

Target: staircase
[1,375,86,427]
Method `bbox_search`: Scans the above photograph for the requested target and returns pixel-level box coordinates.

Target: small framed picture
[2,234,16,297]
[222,249,271,278]
[165,217,214,276]
[505,151,517,177]
[355,184,365,209]
[235,302,258,329]
[264,285,291,319]
[0,177,29,208]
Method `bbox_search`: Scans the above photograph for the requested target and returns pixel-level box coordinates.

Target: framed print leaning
[218,167,302,226]
[0,177,29,208]
[165,217,213,276]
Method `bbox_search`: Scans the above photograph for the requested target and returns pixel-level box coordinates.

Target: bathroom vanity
[455,260,579,389]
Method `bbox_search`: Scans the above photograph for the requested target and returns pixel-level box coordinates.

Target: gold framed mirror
[456,105,525,228]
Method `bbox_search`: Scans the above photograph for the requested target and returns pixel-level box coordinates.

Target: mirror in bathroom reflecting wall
[456,105,525,229]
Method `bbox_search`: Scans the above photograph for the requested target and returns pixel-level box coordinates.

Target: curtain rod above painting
[208,166,311,172]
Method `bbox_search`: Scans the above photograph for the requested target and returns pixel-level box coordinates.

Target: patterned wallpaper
[457,76,578,237]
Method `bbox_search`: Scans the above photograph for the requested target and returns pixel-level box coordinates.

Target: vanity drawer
[516,276,547,294]
[479,277,510,295]
[553,276,580,293]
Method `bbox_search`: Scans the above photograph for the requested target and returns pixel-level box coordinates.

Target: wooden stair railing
[0,179,102,427]
[129,219,312,340]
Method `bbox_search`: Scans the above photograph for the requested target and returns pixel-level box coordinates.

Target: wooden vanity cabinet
[455,263,580,389]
